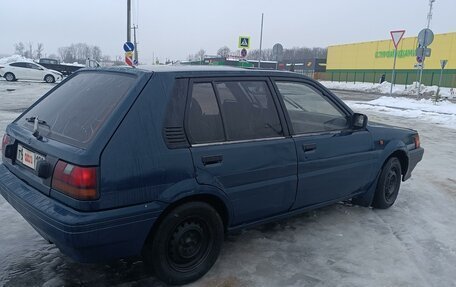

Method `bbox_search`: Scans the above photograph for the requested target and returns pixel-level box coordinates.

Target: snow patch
[347,96,456,130]
[0,54,34,64]
[320,81,455,99]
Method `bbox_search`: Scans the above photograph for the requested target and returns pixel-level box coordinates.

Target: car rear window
[18,72,137,148]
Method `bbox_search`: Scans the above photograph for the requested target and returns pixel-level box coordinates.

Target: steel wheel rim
[166,218,213,272]
[385,167,399,202]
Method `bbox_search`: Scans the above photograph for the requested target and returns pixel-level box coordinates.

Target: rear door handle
[303,143,317,152]
[201,155,223,166]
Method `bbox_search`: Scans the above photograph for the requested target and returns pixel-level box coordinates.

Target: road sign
[390,30,405,49]
[238,36,250,49]
[240,48,248,58]
[125,51,134,67]
[416,47,431,58]
[123,41,135,52]
[418,28,434,47]
[416,56,423,63]
[272,43,284,61]
[389,30,405,96]
[440,60,448,69]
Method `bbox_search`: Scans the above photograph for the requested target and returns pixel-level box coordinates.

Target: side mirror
[352,113,368,129]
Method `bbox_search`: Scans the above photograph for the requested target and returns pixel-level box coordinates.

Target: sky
[0,0,455,64]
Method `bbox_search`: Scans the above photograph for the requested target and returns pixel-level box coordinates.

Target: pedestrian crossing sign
[238,36,250,49]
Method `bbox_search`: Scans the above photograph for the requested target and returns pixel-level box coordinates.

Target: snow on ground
[321,80,455,99]
[346,96,456,130]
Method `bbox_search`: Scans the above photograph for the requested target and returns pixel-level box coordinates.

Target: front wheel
[372,157,402,209]
[143,201,224,285]
[44,74,55,83]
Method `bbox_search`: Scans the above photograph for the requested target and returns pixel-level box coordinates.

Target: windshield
[18,71,137,148]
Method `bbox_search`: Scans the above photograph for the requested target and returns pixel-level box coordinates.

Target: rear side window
[215,81,283,140]
[18,72,136,148]
[10,62,27,68]
[187,83,225,144]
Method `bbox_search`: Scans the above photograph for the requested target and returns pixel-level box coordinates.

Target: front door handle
[201,155,223,166]
[303,143,317,152]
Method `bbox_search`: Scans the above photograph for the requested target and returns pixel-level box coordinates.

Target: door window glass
[187,83,225,144]
[276,81,348,134]
[215,81,283,140]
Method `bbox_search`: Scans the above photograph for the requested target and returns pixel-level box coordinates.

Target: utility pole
[127,0,131,42]
[132,25,138,64]
[258,13,264,69]
[418,0,435,94]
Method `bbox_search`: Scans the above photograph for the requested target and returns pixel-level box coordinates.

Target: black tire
[44,74,55,83]
[4,72,15,82]
[143,201,224,285]
[372,157,402,209]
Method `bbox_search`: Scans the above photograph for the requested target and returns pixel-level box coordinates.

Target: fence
[315,70,456,88]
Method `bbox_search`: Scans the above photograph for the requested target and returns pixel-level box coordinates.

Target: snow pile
[347,96,456,130]
[321,81,454,99]
[61,61,85,67]
[0,54,34,64]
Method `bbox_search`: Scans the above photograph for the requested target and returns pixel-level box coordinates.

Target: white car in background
[0,61,63,83]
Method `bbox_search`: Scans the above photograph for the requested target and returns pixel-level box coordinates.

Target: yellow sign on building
[327,32,456,70]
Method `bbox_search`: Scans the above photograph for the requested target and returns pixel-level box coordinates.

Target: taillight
[414,134,421,149]
[2,134,11,151]
[52,160,98,200]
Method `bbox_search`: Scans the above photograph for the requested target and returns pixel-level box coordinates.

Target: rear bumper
[0,164,164,263]
[404,147,424,181]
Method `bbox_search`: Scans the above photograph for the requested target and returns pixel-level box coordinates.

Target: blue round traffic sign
[123,41,135,52]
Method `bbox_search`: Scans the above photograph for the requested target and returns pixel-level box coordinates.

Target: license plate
[16,144,45,170]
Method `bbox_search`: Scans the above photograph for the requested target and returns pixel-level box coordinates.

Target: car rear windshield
[18,72,137,148]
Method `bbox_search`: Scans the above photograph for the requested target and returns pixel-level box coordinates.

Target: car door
[186,78,297,225]
[26,63,45,81]
[9,62,29,79]
[273,79,376,209]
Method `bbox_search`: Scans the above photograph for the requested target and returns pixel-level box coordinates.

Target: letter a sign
[390,30,405,49]
[238,36,250,49]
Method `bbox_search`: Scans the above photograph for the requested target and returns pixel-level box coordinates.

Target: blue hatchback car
[0,66,423,285]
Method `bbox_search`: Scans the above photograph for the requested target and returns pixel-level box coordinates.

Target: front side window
[27,63,42,70]
[215,81,283,140]
[187,83,225,144]
[275,81,349,134]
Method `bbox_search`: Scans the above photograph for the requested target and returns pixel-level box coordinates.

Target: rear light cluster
[51,160,98,200]
[414,134,421,149]
[1,134,10,151]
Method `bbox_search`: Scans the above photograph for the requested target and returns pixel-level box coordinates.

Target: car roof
[84,65,309,79]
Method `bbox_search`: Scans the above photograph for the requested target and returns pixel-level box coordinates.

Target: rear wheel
[4,72,15,82]
[44,74,55,83]
[143,201,224,285]
[372,157,402,209]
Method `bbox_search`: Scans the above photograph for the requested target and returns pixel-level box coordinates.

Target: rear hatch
[2,69,149,201]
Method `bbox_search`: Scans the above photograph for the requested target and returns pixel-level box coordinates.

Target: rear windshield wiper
[25,116,48,140]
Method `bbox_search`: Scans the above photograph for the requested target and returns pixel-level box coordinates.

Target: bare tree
[195,49,206,62]
[14,42,25,56]
[217,46,231,58]
[35,43,44,59]
[48,53,59,60]
[91,46,102,61]
[23,42,33,59]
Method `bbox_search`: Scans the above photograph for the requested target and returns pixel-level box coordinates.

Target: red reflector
[2,134,11,151]
[414,134,421,149]
[52,160,98,200]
